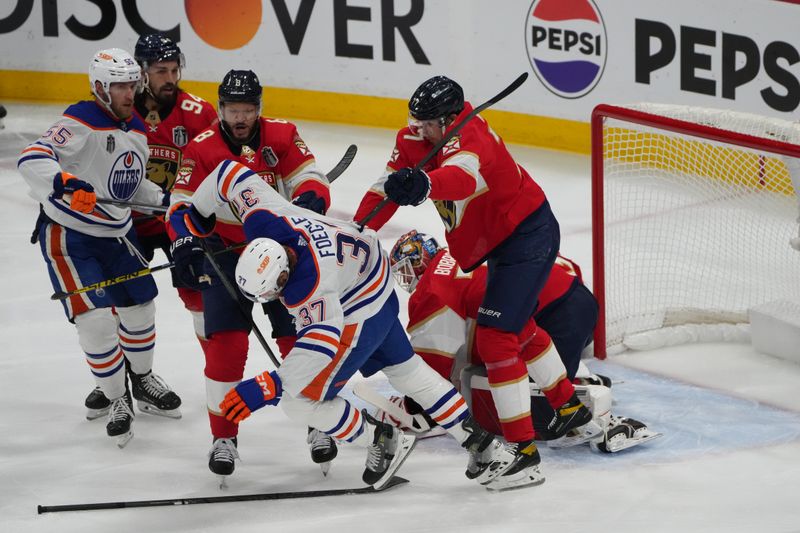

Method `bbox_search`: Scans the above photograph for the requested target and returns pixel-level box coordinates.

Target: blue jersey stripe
[297,323,341,338]
[294,341,336,359]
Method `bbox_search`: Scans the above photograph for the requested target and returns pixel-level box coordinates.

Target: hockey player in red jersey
[83,33,218,418]
[354,76,597,468]
[167,69,332,479]
[18,48,181,447]
[387,230,660,453]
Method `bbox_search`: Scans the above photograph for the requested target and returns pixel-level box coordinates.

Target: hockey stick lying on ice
[356,73,529,230]
[95,144,358,213]
[49,242,246,301]
[37,475,407,514]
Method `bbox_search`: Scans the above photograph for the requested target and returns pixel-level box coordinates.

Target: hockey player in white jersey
[18,48,181,447]
[168,160,543,490]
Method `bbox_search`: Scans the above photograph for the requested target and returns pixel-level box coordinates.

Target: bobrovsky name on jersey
[524,0,607,99]
[635,19,800,113]
[108,151,145,200]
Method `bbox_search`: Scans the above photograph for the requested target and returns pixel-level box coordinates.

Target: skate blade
[372,434,417,491]
[137,401,182,419]
[218,475,231,490]
[86,407,110,420]
[319,461,332,477]
[592,431,663,453]
[115,430,133,449]
[473,444,516,486]
[547,420,604,449]
[485,465,546,492]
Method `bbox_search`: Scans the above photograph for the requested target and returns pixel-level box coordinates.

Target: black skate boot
[85,387,111,420]
[307,427,338,476]
[362,411,416,490]
[485,439,546,491]
[130,371,182,418]
[208,437,239,485]
[106,392,134,448]
[460,416,515,485]
[541,392,603,447]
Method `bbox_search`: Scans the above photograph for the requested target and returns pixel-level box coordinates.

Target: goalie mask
[389,230,441,293]
[235,238,290,303]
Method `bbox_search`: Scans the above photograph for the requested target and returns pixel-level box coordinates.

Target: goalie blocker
[461,365,661,453]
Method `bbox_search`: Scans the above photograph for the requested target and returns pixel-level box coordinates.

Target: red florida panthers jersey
[170,117,330,247]
[406,250,581,380]
[354,101,547,271]
[133,90,217,237]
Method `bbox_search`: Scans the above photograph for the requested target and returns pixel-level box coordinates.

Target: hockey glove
[53,172,96,213]
[384,167,431,206]
[169,204,217,238]
[292,190,327,215]
[220,370,283,423]
[169,236,210,291]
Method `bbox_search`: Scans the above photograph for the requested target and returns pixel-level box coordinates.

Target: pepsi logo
[107,150,144,200]
[524,0,607,99]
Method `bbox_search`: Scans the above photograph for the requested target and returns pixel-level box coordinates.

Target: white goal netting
[593,104,800,355]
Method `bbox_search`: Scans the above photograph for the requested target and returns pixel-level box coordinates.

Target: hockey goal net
[592,103,800,357]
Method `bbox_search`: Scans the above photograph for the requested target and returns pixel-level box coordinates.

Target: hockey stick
[326,143,357,183]
[37,475,408,514]
[198,238,281,368]
[49,242,246,301]
[352,381,418,429]
[94,144,358,214]
[356,73,529,230]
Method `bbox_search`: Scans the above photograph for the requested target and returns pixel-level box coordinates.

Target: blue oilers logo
[108,151,144,200]
[524,0,607,99]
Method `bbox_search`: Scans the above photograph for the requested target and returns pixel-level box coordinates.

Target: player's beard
[229,121,255,143]
[154,83,178,107]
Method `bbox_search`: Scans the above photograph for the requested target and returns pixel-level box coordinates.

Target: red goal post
[591,103,800,358]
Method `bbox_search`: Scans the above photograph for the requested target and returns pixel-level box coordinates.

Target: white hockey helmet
[235,238,290,303]
[89,48,141,105]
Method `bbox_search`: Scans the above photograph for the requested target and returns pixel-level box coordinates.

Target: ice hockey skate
[460,416,517,486]
[484,439,546,492]
[130,371,182,418]
[209,437,239,488]
[307,427,338,476]
[542,392,603,448]
[85,387,111,420]
[362,412,416,490]
[591,415,662,453]
[106,392,134,448]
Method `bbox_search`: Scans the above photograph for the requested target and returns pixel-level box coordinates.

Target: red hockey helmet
[389,230,441,292]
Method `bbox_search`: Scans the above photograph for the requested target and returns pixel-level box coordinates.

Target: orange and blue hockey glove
[53,172,96,213]
[219,370,282,423]
[168,202,216,238]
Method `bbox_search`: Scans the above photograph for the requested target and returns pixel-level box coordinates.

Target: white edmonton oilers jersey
[18,100,162,238]
[191,160,394,358]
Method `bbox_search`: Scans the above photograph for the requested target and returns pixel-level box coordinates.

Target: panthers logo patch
[433,199,457,230]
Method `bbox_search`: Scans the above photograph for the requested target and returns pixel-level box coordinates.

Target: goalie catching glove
[52,172,96,213]
[219,370,282,423]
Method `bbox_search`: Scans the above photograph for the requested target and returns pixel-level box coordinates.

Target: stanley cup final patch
[172,126,188,147]
[262,146,279,167]
[106,134,115,153]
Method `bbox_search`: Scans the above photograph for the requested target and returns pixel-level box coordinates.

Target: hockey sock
[275,336,296,359]
[382,355,473,441]
[116,301,156,374]
[205,330,249,438]
[282,393,366,444]
[520,323,573,408]
[75,308,127,399]
[476,325,535,442]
